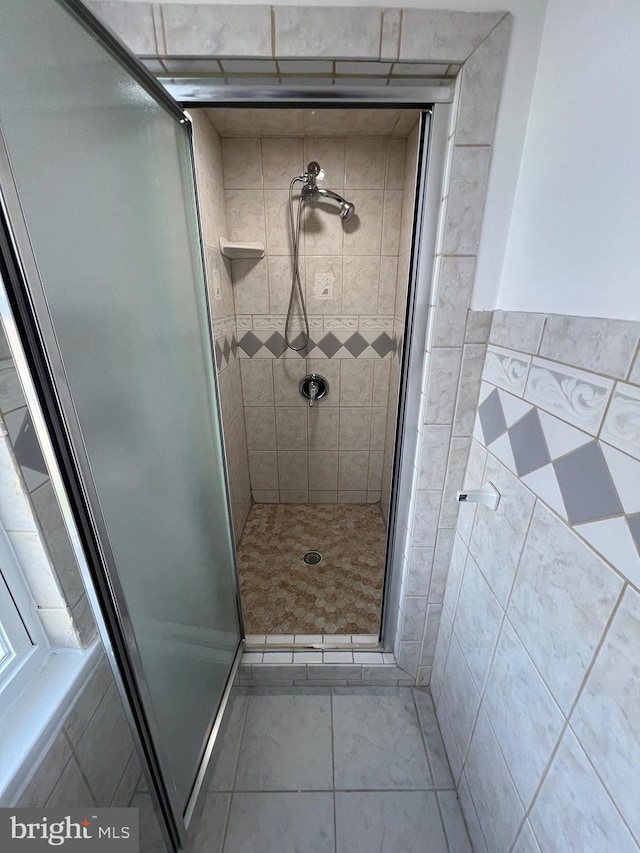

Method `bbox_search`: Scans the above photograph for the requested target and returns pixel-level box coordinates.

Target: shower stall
[189,108,422,641]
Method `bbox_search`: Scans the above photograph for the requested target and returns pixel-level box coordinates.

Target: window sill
[0,640,101,805]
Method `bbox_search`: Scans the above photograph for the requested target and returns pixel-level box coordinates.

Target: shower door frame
[181,94,452,651]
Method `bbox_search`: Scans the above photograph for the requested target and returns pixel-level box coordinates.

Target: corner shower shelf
[219,237,265,260]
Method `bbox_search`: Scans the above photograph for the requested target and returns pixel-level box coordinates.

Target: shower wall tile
[222,137,263,189]
[455,16,512,146]
[345,138,387,189]
[342,190,384,255]
[442,146,492,256]
[399,10,504,63]
[162,3,272,58]
[273,6,382,60]
[303,137,346,189]
[261,137,304,188]
[489,310,546,354]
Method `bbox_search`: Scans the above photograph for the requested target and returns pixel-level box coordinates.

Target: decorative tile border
[525,358,613,435]
[601,383,640,459]
[238,329,395,359]
[482,345,531,396]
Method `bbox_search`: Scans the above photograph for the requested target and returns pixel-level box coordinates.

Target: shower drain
[303,551,323,566]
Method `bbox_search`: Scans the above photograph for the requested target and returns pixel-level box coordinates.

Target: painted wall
[497,0,640,319]
[433,310,640,852]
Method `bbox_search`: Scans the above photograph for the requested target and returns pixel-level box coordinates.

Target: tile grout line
[329,689,338,853]
[506,583,629,853]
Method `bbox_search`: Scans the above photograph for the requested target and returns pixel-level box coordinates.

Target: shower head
[339,201,355,221]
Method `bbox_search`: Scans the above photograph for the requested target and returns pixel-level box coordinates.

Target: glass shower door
[0,0,242,836]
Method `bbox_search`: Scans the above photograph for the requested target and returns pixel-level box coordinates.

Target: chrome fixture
[300,373,329,407]
[286,163,356,351]
[300,162,356,221]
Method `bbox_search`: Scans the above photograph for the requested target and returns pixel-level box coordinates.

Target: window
[0,524,49,711]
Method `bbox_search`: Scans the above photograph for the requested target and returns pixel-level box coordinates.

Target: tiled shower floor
[236,503,386,635]
[136,686,472,852]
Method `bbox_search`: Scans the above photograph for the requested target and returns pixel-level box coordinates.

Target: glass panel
[0,0,241,809]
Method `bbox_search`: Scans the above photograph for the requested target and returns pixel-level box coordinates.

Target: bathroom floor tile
[332,687,432,789]
[236,502,386,634]
[234,690,333,790]
[335,791,448,853]
[223,792,334,853]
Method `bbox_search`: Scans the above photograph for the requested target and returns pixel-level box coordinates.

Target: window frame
[0,522,50,711]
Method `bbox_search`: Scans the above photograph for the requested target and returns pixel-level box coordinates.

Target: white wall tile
[489,310,546,354]
[274,6,381,60]
[163,3,272,57]
[508,502,622,713]
[540,315,639,380]
[399,10,503,63]
[442,147,492,255]
[440,633,481,763]
[482,620,564,804]
[464,709,525,853]
[453,553,502,692]
[469,453,535,607]
[530,730,638,853]
[571,587,640,842]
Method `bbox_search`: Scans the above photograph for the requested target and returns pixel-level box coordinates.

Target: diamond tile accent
[231,334,238,357]
[240,331,263,358]
[343,332,369,358]
[317,332,342,358]
[215,341,223,370]
[478,388,508,446]
[553,441,623,525]
[509,409,551,477]
[371,333,394,358]
[265,332,287,357]
[13,412,47,475]
[223,337,231,362]
[627,513,640,553]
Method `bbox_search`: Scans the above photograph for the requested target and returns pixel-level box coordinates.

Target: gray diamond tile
[478,388,507,446]
[290,333,314,356]
[344,332,369,358]
[553,441,623,525]
[14,412,47,475]
[240,331,263,358]
[317,332,342,358]
[223,337,231,362]
[215,342,223,369]
[508,409,551,477]
[371,333,394,358]
[231,334,238,357]
[627,513,640,553]
[265,332,287,357]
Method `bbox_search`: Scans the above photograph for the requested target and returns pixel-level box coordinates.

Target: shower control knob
[300,374,329,407]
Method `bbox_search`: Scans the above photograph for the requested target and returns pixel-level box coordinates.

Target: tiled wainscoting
[432,311,640,853]
[7,651,140,810]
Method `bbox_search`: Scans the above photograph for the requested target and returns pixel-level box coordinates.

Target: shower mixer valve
[300,374,329,407]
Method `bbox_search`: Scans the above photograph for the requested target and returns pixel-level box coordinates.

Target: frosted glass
[0,0,241,809]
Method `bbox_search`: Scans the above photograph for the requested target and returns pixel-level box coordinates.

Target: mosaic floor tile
[236,503,386,635]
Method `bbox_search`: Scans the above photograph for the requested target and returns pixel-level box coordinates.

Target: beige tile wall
[211,124,419,506]
[192,113,251,542]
